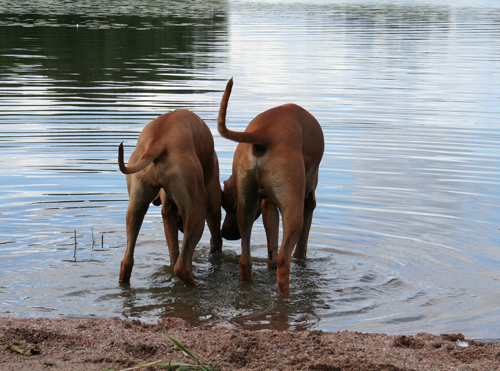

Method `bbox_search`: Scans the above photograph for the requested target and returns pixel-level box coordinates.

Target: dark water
[1,0,499,340]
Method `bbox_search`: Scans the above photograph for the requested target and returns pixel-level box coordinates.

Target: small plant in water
[73,229,77,261]
[70,226,105,261]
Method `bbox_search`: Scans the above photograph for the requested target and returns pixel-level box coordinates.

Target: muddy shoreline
[1,317,499,370]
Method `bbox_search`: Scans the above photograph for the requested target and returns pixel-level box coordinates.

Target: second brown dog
[217,79,324,298]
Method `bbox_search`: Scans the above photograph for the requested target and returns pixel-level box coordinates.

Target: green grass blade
[169,338,217,371]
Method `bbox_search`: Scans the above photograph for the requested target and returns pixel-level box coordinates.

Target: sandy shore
[1,316,499,370]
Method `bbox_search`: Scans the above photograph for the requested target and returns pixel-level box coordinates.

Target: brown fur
[118,109,222,286]
[218,79,324,298]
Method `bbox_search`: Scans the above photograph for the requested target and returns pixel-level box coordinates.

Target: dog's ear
[221,178,241,240]
[222,178,238,210]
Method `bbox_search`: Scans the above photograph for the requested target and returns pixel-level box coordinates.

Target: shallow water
[1,0,499,340]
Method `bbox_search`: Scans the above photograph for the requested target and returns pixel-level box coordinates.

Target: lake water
[1,0,499,340]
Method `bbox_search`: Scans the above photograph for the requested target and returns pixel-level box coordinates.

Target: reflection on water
[1,0,500,340]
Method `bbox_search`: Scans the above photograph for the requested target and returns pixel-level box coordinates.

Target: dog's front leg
[206,167,223,254]
[237,194,260,280]
[160,191,180,266]
[294,189,317,258]
[262,198,279,269]
[207,208,223,254]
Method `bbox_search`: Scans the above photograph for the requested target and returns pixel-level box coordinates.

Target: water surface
[1,0,499,340]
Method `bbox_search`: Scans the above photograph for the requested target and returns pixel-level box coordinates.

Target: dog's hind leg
[174,207,205,286]
[172,168,207,287]
[120,180,158,282]
[276,208,303,298]
[274,170,306,298]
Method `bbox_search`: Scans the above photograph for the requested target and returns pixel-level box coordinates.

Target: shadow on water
[109,241,412,332]
[116,246,326,331]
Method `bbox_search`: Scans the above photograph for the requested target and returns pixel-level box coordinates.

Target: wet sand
[1,317,499,370]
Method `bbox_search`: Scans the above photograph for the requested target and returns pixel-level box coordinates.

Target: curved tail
[118,142,157,175]
[217,78,265,144]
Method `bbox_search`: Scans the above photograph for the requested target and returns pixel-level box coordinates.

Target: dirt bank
[1,317,499,370]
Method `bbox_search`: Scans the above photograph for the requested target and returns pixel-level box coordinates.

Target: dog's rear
[118,109,222,286]
[217,79,324,297]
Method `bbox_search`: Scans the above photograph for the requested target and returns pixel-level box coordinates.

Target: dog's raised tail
[217,78,263,144]
[118,142,156,175]
[217,78,234,139]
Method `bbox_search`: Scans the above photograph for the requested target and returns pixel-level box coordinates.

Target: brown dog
[118,109,222,286]
[217,79,324,297]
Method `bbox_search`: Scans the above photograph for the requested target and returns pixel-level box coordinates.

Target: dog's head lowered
[221,176,241,240]
[221,176,263,241]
